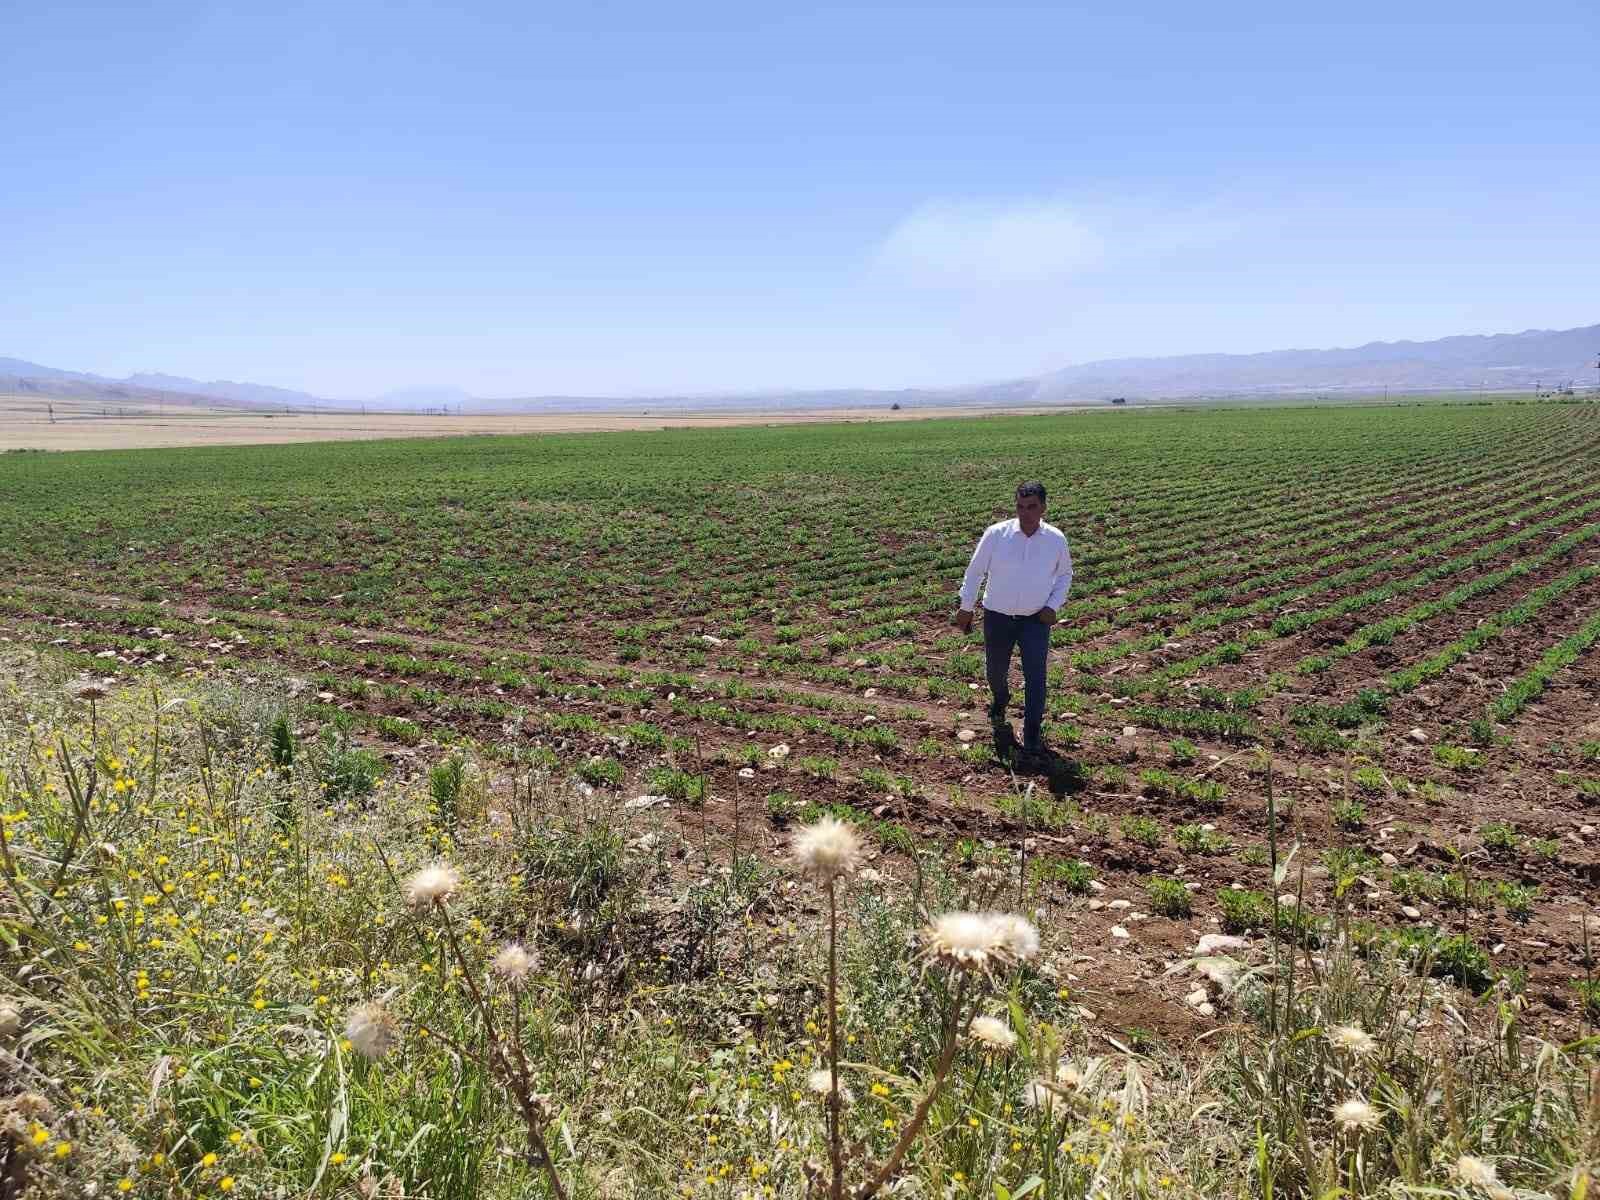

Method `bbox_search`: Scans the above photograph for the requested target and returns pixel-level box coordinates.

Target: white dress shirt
[959,518,1074,616]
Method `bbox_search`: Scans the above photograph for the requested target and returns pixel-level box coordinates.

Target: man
[955,482,1074,755]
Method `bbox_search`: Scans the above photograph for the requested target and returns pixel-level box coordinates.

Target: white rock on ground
[1194,934,1248,955]
[1194,957,1242,988]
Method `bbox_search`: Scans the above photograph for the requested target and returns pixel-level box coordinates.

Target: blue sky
[3,1,1596,398]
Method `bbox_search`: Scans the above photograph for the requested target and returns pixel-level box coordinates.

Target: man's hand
[1036,606,1058,626]
[955,608,974,633]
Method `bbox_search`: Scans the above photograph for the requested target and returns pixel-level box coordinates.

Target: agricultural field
[3,400,1599,1034]
[3,398,1600,1199]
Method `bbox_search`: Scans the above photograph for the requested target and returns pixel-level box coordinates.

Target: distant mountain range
[1027,324,1600,400]
[0,358,329,411]
[3,322,1596,414]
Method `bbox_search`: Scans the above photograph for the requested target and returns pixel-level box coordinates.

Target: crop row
[1484,609,1600,724]
[1290,521,1600,674]
[1093,495,1600,696]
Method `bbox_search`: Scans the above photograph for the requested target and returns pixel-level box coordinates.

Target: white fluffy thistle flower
[806,1069,851,1103]
[923,912,999,968]
[968,1015,1017,1051]
[989,913,1041,962]
[1332,1097,1381,1132]
[790,816,864,881]
[1453,1156,1501,1189]
[922,911,1040,973]
[345,1001,399,1060]
[491,943,535,984]
[404,862,461,908]
[1327,1024,1377,1056]
[1021,1079,1063,1114]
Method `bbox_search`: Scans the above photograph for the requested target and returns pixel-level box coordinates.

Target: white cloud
[875,199,1104,287]
[872,196,1239,290]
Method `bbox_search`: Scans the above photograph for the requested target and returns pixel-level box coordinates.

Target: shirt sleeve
[1045,536,1073,611]
[958,525,997,611]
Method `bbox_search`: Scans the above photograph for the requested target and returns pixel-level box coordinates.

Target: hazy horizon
[5,2,1598,400]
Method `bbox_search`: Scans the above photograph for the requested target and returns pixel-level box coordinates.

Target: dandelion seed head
[807,1069,833,1095]
[1327,1024,1377,1056]
[968,1015,1017,1051]
[491,943,535,983]
[790,817,864,881]
[1332,1097,1380,1132]
[345,1001,398,1060]
[404,863,460,908]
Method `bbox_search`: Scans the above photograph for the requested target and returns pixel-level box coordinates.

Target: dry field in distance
[0,392,1104,452]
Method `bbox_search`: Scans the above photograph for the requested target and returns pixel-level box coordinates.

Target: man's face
[1015,492,1044,534]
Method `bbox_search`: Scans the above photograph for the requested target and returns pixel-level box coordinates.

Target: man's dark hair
[1016,481,1047,505]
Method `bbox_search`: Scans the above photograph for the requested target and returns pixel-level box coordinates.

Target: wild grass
[1,654,1597,1200]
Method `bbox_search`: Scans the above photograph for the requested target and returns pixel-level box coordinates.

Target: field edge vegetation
[1,649,1597,1200]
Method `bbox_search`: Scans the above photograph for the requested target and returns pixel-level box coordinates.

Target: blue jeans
[983,610,1050,748]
